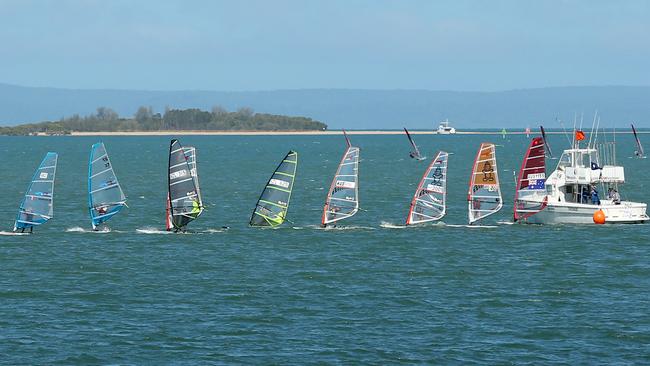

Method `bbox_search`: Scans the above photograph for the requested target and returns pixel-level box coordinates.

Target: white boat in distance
[514,132,649,224]
[435,119,456,134]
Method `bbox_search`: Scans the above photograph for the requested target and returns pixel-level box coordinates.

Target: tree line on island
[0,106,328,135]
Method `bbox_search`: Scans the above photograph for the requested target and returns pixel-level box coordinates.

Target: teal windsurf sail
[250,150,298,227]
[14,152,58,232]
[88,142,127,230]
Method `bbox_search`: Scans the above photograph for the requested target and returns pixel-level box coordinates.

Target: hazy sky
[0,0,648,91]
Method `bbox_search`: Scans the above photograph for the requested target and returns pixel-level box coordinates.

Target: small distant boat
[435,119,456,134]
[14,152,58,233]
[166,139,203,232]
[525,127,531,138]
[250,151,298,227]
[501,128,507,139]
[631,123,645,158]
[88,142,127,230]
[467,143,502,224]
[539,125,553,158]
[321,131,360,227]
[403,128,425,160]
[405,151,449,225]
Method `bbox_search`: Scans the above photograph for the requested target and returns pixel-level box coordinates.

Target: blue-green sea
[1,133,649,364]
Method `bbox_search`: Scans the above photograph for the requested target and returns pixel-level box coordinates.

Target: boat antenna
[588,110,598,148]
[558,117,572,146]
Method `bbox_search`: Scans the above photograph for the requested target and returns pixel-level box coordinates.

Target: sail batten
[14,152,58,232]
[166,140,203,231]
[88,142,127,230]
[467,143,502,224]
[406,151,448,225]
[250,151,298,227]
[322,135,360,226]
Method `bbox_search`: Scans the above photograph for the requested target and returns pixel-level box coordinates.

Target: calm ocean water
[1,133,649,364]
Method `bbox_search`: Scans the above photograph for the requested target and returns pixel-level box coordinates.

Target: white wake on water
[66,226,113,233]
[379,221,406,229]
[136,227,171,234]
[0,231,29,236]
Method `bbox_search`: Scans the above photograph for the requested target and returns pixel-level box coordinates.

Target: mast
[14,152,58,232]
[632,123,644,158]
[250,150,298,227]
[167,139,202,232]
[467,143,502,224]
[403,127,422,159]
[321,134,360,226]
[406,151,448,225]
[540,125,553,158]
[88,142,127,230]
[513,137,548,222]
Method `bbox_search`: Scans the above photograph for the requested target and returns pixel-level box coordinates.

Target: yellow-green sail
[249,151,297,227]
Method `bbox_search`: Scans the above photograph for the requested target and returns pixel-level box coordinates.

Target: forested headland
[0,106,327,135]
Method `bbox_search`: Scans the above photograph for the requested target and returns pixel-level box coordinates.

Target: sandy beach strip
[67,130,586,136]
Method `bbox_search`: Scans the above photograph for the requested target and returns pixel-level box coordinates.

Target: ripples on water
[0,134,649,363]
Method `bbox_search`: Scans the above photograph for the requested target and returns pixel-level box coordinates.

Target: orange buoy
[593,209,606,225]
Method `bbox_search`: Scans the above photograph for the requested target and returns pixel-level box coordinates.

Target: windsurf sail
[539,125,553,158]
[14,152,58,232]
[88,142,127,230]
[632,123,644,158]
[250,151,298,227]
[467,143,502,224]
[166,139,203,231]
[166,146,203,230]
[513,137,548,222]
[403,128,424,160]
[321,131,360,226]
[406,151,448,225]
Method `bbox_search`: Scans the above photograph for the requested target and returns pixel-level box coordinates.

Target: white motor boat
[514,136,648,224]
[436,119,456,134]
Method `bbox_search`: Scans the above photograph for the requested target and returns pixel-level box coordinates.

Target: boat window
[558,153,571,168]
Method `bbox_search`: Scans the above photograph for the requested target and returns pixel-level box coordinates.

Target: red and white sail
[468,143,502,224]
[321,131,360,226]
[513,137,548,222]
[406,151,448,225]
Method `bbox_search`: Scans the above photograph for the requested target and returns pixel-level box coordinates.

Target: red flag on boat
[575,130,586,141]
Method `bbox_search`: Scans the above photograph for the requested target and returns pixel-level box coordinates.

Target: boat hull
[523,200,649,224]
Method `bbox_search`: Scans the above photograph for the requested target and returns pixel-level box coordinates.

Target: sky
[0,0,648,91]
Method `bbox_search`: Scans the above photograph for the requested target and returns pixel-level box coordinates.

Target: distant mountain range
[0,83,648,129]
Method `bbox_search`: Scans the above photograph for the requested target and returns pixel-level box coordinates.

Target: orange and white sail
[467,143,502,224]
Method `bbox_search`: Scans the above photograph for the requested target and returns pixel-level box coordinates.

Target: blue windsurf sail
[14,152,58,232]
[88,142,127,230]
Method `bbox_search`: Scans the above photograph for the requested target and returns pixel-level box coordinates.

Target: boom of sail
[406,151,448,225]
[467,143,502,224]
[514,137,548,222]
[250,151,298,227]
[166,140,203,231]
[321,132,360,226]
[631,123,645,158]
[88,142,127,230]
[14,152,58,232]
[404,128,424,160]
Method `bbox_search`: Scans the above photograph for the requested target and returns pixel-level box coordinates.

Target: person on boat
[96,205,107,215]
[611,189,621,205]
[581,187,589,204]
[409,152,416,159]
[590,186,601,205]
[190,198,201,217]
